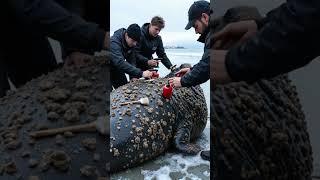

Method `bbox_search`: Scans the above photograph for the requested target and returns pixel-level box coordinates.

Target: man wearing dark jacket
[170,0,210,88]
[110,24,153,89]
[0,0,109,97]
[136,16,174,71]
[169,0,211,161]
[212,0,320,84]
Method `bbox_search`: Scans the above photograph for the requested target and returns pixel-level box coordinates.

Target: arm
[180,50,210,87]
[226,1,320,82]
[156,37,173,69]
[135,43,149,67]
[110,41,143,78]
[8,0,106,51]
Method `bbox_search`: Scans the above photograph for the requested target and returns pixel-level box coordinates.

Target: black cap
[126,24,141,41]
[185,0,210,30]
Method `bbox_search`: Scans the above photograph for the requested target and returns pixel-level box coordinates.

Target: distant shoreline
[164,46,185,49]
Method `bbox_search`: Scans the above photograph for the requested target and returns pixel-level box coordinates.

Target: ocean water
[111,48,210,180]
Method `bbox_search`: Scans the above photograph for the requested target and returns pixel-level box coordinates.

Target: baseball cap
[185,0,210,30]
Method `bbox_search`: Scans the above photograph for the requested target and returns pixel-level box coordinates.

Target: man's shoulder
[112,28,125,38]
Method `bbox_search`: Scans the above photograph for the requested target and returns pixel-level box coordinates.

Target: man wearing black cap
[169,0,211,161]
[136,16,174,71]
[110,24,153,89]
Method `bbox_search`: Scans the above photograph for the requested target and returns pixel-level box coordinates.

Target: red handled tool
[148,69,159,79]
[162,80,173,99]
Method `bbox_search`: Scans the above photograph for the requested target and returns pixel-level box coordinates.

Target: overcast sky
[110,0,209,48]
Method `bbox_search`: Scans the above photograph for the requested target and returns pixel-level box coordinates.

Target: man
[169,0,211,160]
[170,0,210,88]
[136,16,174,71]
[212,1,320,84]
[55,0,109,62]
[211,2,320,179]
[0,0,109,97]
[110,24,153,89]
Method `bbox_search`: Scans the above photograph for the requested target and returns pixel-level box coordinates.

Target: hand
[147,59,159,66]
[64,52,91,68]
[169,77,182,88]
[212,50,232,85]
[142,70,153,78]
[175,68,190,77]
[213,20,258,49]
[103,32,110,50]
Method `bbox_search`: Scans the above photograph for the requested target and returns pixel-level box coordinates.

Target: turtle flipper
[174,127,201,154]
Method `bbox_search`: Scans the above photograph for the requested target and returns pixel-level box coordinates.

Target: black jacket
[136,23,172,70]
[5,0,105,51]
[110,28,143,78]
[181,28,211,87]
[225,0,320,82]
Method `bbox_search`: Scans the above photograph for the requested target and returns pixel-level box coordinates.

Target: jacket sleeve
[8,0,105,51]
[135,43,149,67]
[110,41,143,78]
[180,49,210,87]
[225,1,320,82]
[156,37,173,69]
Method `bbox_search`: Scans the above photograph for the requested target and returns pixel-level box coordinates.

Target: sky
[110,0,209,48]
